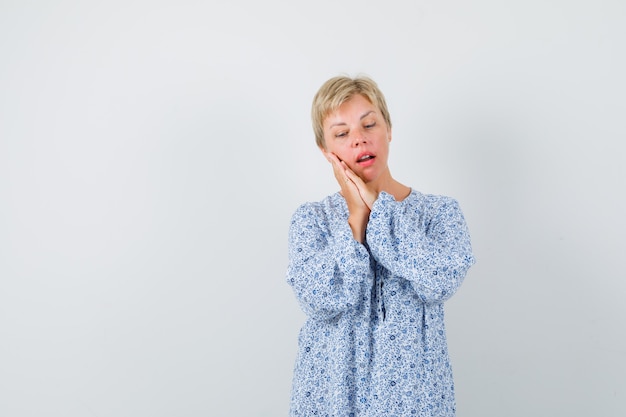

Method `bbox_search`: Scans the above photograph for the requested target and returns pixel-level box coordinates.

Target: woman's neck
[370,170,411,202]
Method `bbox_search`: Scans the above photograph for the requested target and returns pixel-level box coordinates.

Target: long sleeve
[287,202,373,321]
[366,191,475,304]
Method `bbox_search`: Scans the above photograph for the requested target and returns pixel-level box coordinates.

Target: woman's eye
[365,122,376,129]
[335,131,348,138]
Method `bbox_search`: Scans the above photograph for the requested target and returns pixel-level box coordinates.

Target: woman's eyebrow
[329,111,376,128]
[360,111,375,120]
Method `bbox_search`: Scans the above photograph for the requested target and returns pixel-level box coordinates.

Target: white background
[1,1,624,416]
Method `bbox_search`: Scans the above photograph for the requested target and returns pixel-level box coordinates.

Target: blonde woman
[287,75,475,416]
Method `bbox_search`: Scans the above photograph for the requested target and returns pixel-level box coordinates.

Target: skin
[320,94,411,243]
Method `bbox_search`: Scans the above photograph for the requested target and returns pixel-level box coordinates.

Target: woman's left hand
[325,152,377,242]
[343,164,378,210]
[325,152,368,213]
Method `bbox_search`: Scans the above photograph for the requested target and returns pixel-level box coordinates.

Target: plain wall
[1,1,624,416]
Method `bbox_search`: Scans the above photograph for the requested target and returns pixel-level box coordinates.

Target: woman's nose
[352,132,367,146]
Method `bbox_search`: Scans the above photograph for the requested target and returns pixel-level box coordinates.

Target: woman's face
[322,94,392,184]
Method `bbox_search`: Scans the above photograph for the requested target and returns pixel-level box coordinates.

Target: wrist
[348,212,369,243]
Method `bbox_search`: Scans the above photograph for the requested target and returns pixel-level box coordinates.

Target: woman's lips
[356,153,376,167]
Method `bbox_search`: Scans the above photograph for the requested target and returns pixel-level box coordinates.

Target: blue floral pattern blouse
[287,190,475,417]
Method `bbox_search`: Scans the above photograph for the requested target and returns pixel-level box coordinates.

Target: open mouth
[357,153,375,163]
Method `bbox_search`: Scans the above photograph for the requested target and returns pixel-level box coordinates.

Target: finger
[343,167,377,209]
[344,165,369,191]
[326,152,344,173]
[331,154,351,180]
[343,165,361,184]
[324,151,340,171]
[339,160,358,179]
[325,152,354,187]
[325,151,340,164]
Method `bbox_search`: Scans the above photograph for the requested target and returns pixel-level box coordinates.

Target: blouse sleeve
[366,192,475,304]
[287,202,372,321]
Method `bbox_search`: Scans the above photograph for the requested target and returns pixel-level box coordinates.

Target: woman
[286,75,475,416]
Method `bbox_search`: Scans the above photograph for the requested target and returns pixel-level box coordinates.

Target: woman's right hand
[324,152,370,242]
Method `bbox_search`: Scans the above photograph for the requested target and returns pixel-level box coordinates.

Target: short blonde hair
[312,75,392,149]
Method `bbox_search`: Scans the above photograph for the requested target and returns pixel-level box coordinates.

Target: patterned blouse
[286,189,475,417]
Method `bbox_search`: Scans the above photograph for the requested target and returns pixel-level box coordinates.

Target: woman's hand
[324,152,376,243]
[343,164,378,210]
